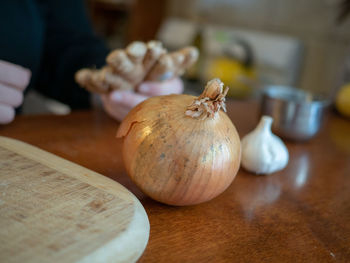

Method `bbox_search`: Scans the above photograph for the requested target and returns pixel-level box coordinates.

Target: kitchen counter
[1,100,350,262]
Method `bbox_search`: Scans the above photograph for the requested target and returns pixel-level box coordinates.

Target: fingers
[110,90,148,108]
[0,104,15,124]
[0,60,28,125]
[0,83,23,107]
[101,95,130,122]
[138,78,184,96]
[101,91,149,122]
[101,78,184,122]
[0,60,31,90]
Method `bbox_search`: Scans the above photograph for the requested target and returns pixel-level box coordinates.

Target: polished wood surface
[1,101,350,262]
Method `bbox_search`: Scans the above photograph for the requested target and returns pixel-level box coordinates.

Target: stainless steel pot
[260,86,330,141]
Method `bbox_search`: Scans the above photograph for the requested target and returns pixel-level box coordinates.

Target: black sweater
[0,0,109,109]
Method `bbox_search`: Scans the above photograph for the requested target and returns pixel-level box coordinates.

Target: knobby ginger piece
[75,41,199,94]
[146,46,199,81]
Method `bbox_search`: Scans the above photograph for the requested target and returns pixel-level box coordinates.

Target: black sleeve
[36,0,109,109]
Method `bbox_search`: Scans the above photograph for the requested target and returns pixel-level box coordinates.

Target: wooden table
[1,101,350,262]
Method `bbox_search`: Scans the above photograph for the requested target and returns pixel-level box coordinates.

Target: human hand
[101,78,183,122]
[0,60,31,124]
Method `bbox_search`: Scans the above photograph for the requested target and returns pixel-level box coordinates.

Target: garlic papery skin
[241,116,289,174]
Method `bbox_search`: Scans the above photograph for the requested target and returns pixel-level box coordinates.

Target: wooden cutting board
[0,136,149,263]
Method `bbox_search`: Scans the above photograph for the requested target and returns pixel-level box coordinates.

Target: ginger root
[75,41,198,94]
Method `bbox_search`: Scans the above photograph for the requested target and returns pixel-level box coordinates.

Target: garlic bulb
[241,116,289,174]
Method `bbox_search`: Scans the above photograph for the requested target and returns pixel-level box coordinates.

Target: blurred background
[85,0,350,97]
[22,0,350,113]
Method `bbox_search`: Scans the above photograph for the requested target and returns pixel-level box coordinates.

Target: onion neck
[185,78,229,120]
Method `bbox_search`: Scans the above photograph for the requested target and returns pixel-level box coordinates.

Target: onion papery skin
[117,94,241,206]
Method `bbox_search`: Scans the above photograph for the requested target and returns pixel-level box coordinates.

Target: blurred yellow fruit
[336,83,350,118]
[206,57,256,99]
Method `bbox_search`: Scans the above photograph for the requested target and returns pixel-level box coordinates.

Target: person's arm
[36,0,109,109]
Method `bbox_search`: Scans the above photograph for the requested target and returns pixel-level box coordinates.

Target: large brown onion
[116,79,241,205]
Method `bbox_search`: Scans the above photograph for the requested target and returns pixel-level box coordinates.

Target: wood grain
[0,136,149,263]
[0,102,350,262]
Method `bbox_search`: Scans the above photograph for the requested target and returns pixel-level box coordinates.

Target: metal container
[260,86,330,141]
